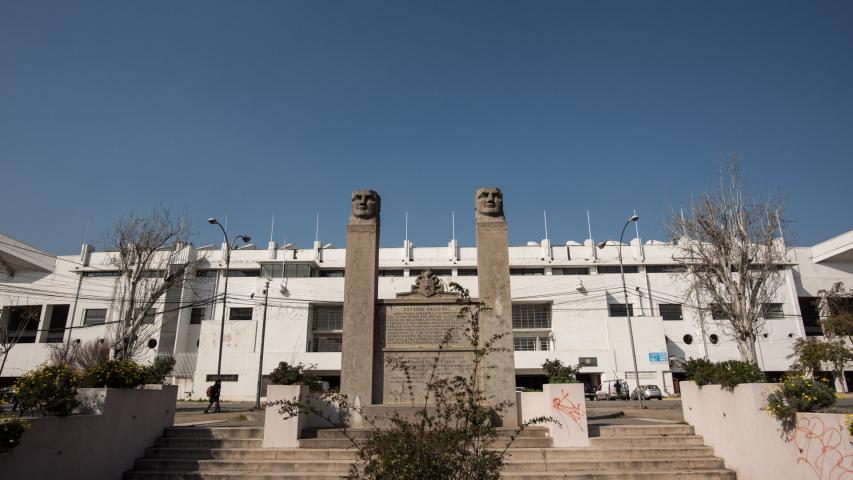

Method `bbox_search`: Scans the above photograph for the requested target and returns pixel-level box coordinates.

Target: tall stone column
[341,189,381,408]
[475,187,518,426]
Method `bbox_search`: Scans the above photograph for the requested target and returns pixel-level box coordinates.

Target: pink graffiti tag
[791,416,853,480]
[551,389,585,432]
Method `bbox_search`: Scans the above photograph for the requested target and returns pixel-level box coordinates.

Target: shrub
[681,358,717,386]
[141,356,176,384]
[14,363,82,416]
[0,415,29,449]
[542,359,580,384]
[766,375,836,430]
[268,362,318,386]
[85,359,145,389]
[681,358,764,391]
[714,360,765,391]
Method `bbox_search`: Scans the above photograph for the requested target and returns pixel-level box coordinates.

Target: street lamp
[597,213,645,409]
[208,217,250,380]
[255,277,271,410]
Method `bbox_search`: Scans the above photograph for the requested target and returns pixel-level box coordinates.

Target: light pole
[255,277,270,410]
[597,214,644,409]
[208,217,250,380]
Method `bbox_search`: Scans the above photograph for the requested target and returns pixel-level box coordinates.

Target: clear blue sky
[2,1,851,254]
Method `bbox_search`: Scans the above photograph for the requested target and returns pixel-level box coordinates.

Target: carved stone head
[350,189,381,224]
[475,187,504,221]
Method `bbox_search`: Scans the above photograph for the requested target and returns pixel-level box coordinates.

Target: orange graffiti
[792,416,853,480]
[551,389,585,432]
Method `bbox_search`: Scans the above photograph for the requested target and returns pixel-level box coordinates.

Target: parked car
[595,380,630,400]
[631,384,664,400]
[583,382,596,401]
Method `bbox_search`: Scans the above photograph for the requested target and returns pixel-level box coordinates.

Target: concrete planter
[682,381,853,480]
[518,383,589,447]
[0,385,178,480]
[263,384,310,448]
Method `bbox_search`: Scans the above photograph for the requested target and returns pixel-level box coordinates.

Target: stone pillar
[341,189,381,407]
[475,187,518,426]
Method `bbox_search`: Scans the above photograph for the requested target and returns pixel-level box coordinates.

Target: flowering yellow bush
[766,375,836,430]
[14,363,82,416]
[84,360,145,389]
[0,415,29,449]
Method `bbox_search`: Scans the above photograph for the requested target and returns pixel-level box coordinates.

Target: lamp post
[597,214,644,409]
[208,217,250,380]
[255,277,270,410]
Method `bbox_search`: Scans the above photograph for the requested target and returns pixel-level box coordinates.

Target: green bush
[681,358,765,391]
[681,358,717,386]
[85,360,145,389]
[542,359,580,384]
[14,363,83,416]
[141,356,176,384]
[0,415,29,449]
[766,375,836,430]
[268,362,318,386]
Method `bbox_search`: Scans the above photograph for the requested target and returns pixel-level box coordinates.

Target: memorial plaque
[375,296,477,404]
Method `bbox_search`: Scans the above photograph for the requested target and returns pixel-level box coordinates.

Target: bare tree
[106,208,197,361]
[0,303,41,377]
[668,158,786,365]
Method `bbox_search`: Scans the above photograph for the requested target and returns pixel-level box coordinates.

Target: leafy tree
[141,355,176,384]
[268,361,318,386]
[541,359,580,384]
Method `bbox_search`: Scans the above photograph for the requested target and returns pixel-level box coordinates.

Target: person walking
[204,380,222,414]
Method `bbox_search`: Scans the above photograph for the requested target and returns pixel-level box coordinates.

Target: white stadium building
[1,228,852,400]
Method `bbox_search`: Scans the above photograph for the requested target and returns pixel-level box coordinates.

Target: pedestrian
[204,380,222,413]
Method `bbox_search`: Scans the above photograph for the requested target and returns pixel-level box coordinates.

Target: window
[260,264,315,278]
[8,305,41,343]
[512,304,551,329]
[608,303,634,317]
[378,269,404,277]
[319,269,345,277]
[512,303,551,351]
[45,304,70,343]
[552,267,589,275]
[645,265,686,274]
[141,270,165,278]
[229,307,253,321]
[82,270,121,277]
[597,265,639,274]
[206,374,239,382]
[84,308,107,326]
[310,305,343,352]
[410,269,451,277]
[456,269,477,276]
[799,297,822,336]
[190,307,205,324]
[510,268,544,276]
[710,304,728,320]
[227,269,260,277]
[762,303,784,319]
[659,304,683,321]
[196,269,218,278]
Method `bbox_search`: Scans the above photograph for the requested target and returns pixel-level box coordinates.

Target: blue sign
[648,352,668,363]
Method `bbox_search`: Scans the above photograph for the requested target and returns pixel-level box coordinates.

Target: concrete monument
[340,189,381,407]
[474,187,518,426]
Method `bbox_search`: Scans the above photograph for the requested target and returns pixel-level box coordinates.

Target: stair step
[504,446,716,461]
[165,427,264,439]
[133,459,352,473]
[299,437,553,449]
[125,471,736,480]
[311,426,549,439]
[143,448,357,460]
[589,435,705,447]
[154,438,264,449]
[597,425,694,437]
[125,473,345,480]
[502,458,725,472]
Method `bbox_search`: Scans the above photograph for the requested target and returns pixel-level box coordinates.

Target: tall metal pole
[255,278,270,410]
[617,218,644,409]
[213,223,231,379]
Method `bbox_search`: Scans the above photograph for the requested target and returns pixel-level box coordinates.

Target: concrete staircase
[124,424,736,479]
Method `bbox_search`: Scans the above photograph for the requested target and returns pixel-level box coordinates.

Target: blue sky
[2,1,851,254]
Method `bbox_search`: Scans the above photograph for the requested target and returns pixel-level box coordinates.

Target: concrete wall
[0,385,177,480]
[681,381,853,480]
[518,383,589,447]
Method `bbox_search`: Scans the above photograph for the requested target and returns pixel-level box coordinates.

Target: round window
[147,338,158,349]
[683,334,693,345]
[709,334,719,344]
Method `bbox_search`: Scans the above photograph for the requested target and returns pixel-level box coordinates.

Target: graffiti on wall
[551,388,585,433]
[791,416,853,479]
